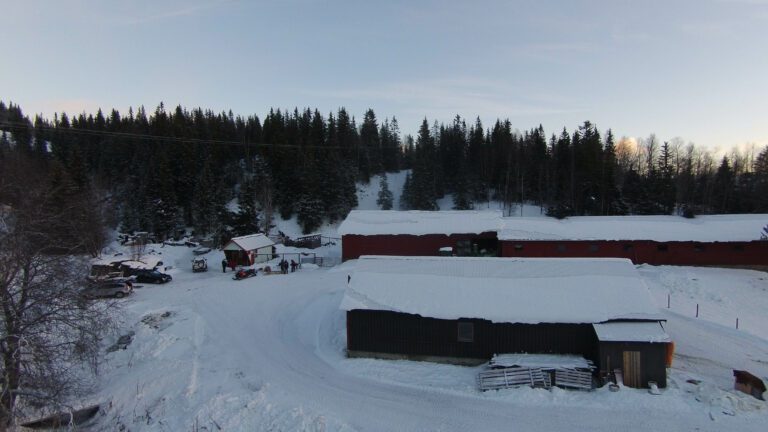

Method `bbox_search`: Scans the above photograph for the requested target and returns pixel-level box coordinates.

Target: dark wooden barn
[343,256,671,388]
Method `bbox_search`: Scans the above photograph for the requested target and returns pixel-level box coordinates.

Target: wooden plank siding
[598,341,668,388]
[341,232,498,261]
[346,310,598,364]
[500,240,768,267]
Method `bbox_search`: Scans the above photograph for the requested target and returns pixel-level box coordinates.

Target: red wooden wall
[499,240,768,266]
[341,232,497,261]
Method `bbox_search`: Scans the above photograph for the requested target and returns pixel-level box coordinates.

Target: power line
[0,120,363,151]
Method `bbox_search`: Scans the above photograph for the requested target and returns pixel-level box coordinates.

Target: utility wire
[0,120,370,151]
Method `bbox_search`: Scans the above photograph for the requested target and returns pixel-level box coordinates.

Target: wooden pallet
[554,369,593,390]
[477,367,552,391]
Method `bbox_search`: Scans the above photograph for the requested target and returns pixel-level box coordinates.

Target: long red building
[338,211,768,267]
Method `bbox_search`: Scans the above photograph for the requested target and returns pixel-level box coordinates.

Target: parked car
[82,280,133,299]
[134,269,172,284]
[192,257,208,273]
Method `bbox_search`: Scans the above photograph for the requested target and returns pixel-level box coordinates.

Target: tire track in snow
[186,313,205,399]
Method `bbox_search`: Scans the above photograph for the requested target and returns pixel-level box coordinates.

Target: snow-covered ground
[71,239,768,431]
[48,177,767,430]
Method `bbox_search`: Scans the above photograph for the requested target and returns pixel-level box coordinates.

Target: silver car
[82,280,134,299]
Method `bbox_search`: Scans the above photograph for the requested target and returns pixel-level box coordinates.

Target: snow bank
[342,256,661,324]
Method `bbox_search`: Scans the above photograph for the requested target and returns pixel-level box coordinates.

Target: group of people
[278,259,299,274]
[221,257,298,274]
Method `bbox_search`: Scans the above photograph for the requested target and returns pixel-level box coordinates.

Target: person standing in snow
[290,259,297,272]
[221,258,227,273]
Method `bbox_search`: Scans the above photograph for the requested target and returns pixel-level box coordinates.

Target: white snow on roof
[499,214,768,242]
[119,258,163,270]
[593,322,671,343]
[91,255,163,269]
[491,354,593,370]
[338,210,768,242]
[337,210,504,236]
[225,234,274,251]
[341,256,661,324]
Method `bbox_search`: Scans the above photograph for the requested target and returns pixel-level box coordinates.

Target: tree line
[401,116,768,217]
[2,100,767,241]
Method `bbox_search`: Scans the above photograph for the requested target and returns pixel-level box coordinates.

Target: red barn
[338,210,502,261]
[339,211,768,267]
[498,215,768,267]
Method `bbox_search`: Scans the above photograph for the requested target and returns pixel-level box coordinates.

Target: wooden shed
[342,256,671,388]
[223,234,275,266]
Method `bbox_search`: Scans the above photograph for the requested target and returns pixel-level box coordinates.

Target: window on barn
[589,244,599,252]
[623,243,634,251]
[694,243,705,253]
[557,244,567,252]
[732,244,745,251]
[457,322,474,342]
[514,244,524,250]
[657,244,668,252]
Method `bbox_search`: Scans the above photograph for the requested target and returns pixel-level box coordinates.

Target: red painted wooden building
[339,211,768,267]
[339,210,503,261]
[498,215,768,267]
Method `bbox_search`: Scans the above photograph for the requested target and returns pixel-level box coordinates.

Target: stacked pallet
[478,354,595,392]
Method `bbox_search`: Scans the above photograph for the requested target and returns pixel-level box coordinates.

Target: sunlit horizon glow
[1,0,766,151]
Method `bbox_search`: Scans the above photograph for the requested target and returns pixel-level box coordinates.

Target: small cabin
[223,234,276,266]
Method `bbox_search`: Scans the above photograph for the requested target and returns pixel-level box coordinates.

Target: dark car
[82,280,133,299]
[134,270,172,284]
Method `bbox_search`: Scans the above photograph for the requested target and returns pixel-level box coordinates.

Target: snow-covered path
[91,245,768,431]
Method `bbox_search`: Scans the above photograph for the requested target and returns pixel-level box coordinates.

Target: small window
[589,244,599,252]
[514,244,524,250]
[457,322,474,342]
[732,244,745,251]
[657,244,668,252]
[694,243,705,253]
[623,243,634,251]
[557,244,567,252]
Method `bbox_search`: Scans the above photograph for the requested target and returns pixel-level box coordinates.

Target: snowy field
[51,176,768,431]
[75,242,768,432]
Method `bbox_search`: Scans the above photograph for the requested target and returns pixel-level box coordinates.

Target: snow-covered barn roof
[337,210,768,242]
[224,234,274,251]
[592,322,671,343]
[499,214,768,242]
[341,256,662,324]
[337,210,504,236]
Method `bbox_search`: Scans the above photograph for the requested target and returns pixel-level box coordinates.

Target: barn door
[622,351,642,388]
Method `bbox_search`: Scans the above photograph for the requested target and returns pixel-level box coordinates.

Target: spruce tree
[376,174,394,210]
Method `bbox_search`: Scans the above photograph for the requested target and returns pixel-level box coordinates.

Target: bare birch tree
[0,154,114,426]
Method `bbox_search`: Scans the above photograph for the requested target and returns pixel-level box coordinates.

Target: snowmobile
[192,257,208,273]
[233,268,257,280]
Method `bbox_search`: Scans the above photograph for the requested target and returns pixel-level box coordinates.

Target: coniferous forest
[1,101,767,243]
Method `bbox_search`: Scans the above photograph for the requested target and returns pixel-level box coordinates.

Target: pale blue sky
[2,0,766,150]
